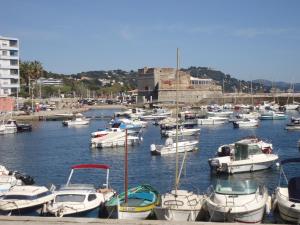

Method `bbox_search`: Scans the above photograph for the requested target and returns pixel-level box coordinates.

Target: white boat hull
[106,205,151,220]
[154,207,200,221]
[93,137,139,148]
[151,141,198,155]
[209,155,278,174]
[197,119,227,125]
[207,205,265,223]
[275,188,300,223]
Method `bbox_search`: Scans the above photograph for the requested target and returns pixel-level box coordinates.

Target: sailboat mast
[175,48,179,195]
[125,129,128,203]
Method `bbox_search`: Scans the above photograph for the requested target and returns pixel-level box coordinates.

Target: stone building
[137,67,222,103]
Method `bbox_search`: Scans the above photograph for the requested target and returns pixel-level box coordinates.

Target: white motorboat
[0,185,54,216]
[150,138,198,155]
[0,119,17,135]
[207,110,233,118]
[284,99,299,110]
[209,137,278,174]
[46,164,114,217]
[163,127,200,137]
[197,117,228,125]
[272,158,300,223]
[154,190,203,221]
[205,179,269,223]
[259,110,287,120]
[62,113,90,126]
[140,109,172,121]
[91,128,140,148]
[233,118,259,128]
[285,117,300,130]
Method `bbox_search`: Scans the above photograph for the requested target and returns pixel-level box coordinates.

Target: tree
[20,60,43,86]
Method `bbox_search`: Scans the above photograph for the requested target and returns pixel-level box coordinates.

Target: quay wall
[0,216,286,225]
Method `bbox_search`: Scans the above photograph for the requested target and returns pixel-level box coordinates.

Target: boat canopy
[71,164,110,170]
[281,158,300,165]
[234,143,261,161]
[214,179,258,195]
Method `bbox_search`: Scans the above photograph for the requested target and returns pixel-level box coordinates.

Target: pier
[0,216,285,225]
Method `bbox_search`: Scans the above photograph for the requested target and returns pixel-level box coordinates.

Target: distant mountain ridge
[253,79,300,91]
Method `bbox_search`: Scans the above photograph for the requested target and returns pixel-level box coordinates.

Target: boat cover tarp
[71,164,110,170]
[281,158,300,165]
[129,192,154,202]
[288,177,300,203]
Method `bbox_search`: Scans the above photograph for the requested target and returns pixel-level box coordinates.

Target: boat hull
[0,203,46,216]
[207,205,265,223]
[209,157,278,174]
[154,207,200,221]
[105,205,153,219]
[275,188,300,223]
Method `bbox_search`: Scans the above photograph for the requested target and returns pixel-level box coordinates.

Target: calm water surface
[0,109,300,221]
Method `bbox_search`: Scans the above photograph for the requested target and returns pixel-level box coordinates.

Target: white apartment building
[0,36,19,96]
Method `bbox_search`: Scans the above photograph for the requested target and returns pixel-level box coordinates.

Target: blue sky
[1,0,300,82]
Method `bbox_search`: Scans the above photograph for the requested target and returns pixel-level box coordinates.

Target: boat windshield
[214,180,258,195]
[55,194,86,202]
[234,143,261,160]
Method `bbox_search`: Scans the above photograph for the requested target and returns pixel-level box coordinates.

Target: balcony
[0,74,19,79]
[0,83,19,88]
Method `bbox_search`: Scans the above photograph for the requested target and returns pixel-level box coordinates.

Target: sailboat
[284,83,299,110]
[104,129,160,219]
[153,49,204,221]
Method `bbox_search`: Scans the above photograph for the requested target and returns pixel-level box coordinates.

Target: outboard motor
[10,171,35,185]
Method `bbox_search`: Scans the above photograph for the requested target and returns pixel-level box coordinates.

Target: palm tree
[20,60,43,94]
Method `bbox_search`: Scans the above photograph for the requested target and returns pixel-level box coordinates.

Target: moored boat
[105,184,160,219]
[285,117,300,130]
[209,137,278,174]
[154,189,203,221]
[272,158,300,223]
[46,164,115,217]
[62,113,90,126]
[0,185,54,216]
[205,179,269,223]
[150,138,198,155]
[233,118,259,128]
[197,117,228,125]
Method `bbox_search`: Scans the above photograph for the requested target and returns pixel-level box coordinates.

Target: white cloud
[233,27,292,38]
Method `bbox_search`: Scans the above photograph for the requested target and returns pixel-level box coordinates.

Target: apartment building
[0,36,19,96]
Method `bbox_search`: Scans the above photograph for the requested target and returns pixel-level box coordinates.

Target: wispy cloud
[119,26,134,41]
[233,27,292,38]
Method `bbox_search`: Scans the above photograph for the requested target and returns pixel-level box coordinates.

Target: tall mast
[124,129,128,204]
[175,48,179,195]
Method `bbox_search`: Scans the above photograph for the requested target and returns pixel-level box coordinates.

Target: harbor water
[0,109,300,222]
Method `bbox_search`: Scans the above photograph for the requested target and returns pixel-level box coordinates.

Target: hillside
[43,67,297,95]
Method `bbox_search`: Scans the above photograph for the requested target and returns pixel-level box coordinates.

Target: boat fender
[150,144,156,151]
[265,195,272,214]
[271,194,278,211]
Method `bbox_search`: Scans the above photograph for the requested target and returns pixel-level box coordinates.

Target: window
[2,50,7,56]
[10,60,18,66]
[88,194,97,201]
[10,69,18,75]
[55,194,86,203]
[9,40,18,47]
[10,50,18,56]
